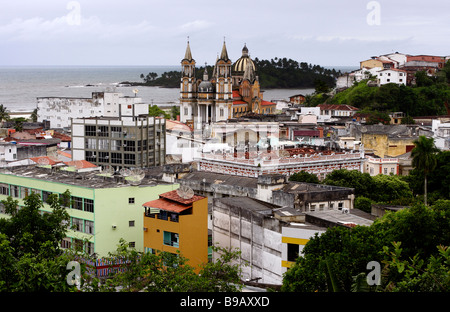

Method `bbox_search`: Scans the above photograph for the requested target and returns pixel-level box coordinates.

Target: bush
[354,196,373,213]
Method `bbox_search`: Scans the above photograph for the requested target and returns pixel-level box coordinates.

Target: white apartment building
[377,69,407,86]
[37,91,148,129]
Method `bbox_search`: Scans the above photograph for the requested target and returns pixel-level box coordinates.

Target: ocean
[0,65,335,112]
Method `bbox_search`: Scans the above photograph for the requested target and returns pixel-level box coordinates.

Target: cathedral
[179,40,276,129]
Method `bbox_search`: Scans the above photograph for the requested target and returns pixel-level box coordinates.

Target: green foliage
[382,242,450,292]
[317,78,450,117]
[0,191,77,291]
[148,104,170,119]
[354,196,373,213]
[411,136,439,205]
[281,225,384,292]
[289,171,319,184]
[322,169,374,199]
[0,104,9,123]
[254,58,340,89]
[282,201,450,292]
[82,240,245,292]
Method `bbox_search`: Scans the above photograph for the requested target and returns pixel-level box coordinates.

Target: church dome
[232,44,256,74]
[198,80,214,92]
[198,67,214,92]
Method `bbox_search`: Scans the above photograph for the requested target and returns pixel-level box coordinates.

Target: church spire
[219,38,229,61]
[184,37,193,61]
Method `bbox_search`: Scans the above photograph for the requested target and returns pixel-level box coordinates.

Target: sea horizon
[0,64,357,112]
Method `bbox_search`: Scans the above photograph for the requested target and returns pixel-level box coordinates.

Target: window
[129,220,135,227]
[42,190,52,203]
[84,220,94,234]
[287,243,300,262]
[129,242,135,248]
[11,185,19,198]
[85,242,95,255]
[111,152,122,164]
[85,125,96,136]
[163,231,179,247]
[184,107,188,116]
[72,196,83,210]
[72,218,83,232]
[0,184,8,196]
[84,199,94,213]
[61,238,71,249]
[124,153,135,165]
[128,197,135,204]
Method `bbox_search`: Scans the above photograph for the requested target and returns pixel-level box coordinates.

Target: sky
[0,0,449,67]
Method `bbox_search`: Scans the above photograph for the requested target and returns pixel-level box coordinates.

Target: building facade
[71,116,166,169]
[143,189,208,270]
[0,165,177,257]
[179,41,276,129]
[37,91,148,129]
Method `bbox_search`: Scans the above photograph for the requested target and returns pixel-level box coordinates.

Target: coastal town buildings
[0,164,178,257]
[339,52,449,88]
[37,91,148,129]
[71,115,166,169]
[179,41,276,129]
[143,189,209,269]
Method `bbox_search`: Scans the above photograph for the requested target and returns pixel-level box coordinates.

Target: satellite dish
[37,157,50,166]
[119,168,131,177]
[97,165,114,177]
[73,160,85,169]
[177,185,194,199]
[125,168,145,185]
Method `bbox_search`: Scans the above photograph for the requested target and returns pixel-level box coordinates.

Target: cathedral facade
[179,41,276,129]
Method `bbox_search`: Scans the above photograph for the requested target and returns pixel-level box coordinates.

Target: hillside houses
[338,52,449,88]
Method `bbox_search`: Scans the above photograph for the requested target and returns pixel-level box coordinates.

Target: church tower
[213,40,233,120]
[180,39,196,124]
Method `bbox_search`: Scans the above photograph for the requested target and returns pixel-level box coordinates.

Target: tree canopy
[282,201,450,292]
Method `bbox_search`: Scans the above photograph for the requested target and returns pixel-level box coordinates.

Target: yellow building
[143,189,208,271]
[361,133,416,158]
[360,58,384,69]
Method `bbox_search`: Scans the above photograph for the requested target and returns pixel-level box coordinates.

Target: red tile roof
[64,160,98,169]
[30,156,62,166]
[159,190,205,205]
[233,100,247,105]
[261,100,276,106]
[142,198,191,213]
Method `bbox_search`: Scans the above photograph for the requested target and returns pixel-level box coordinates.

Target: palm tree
[411,136,439,205]
[0,104,10,126]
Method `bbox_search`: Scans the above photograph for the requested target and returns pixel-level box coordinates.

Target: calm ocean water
[0,65,346,112]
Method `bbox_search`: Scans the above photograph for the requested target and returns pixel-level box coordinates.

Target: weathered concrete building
[212,196,372,286]
[212,196,324,285]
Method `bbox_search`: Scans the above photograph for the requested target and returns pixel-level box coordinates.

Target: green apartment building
[0,165,177,257]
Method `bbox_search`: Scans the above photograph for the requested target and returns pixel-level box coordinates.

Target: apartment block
[37,91,148,129]
[71,116,166,169]
[0,165,177,257]
[143,189,208,270]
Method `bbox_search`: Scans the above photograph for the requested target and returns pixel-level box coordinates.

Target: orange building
[142,189,208,271]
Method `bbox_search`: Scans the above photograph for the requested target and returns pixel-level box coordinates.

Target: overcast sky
[1,0,449,67]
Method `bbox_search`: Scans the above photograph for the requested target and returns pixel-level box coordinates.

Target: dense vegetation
[129,58,340,89]
[305,60,450,118]
[284,137,450,292]
[0,191,245,292]
[253,57,340,89]
[282,201,450,292]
